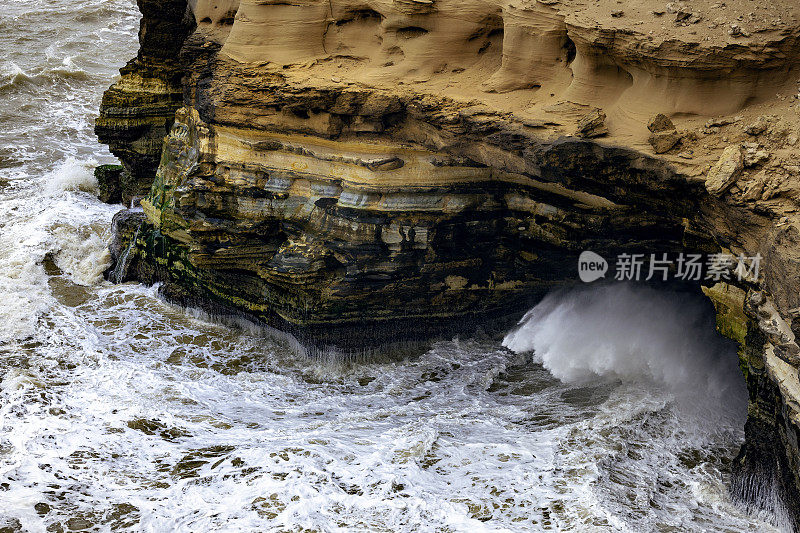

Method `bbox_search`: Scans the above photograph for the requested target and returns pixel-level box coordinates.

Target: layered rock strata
[98,0,800,525]
[95,0,196,205]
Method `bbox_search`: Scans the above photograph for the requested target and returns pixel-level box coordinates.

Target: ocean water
[0,1,791,531]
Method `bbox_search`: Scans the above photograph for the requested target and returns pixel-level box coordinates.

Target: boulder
[705,145,744,196]
[745,116,770,136]
[575,109,608,138]
[648,131,682,153]
[647,113,675,133]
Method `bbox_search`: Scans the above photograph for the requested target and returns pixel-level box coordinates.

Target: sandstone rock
[666,3,682,14]
[742,142,769,167]
[729,24,749,37]
[782,163,800,175]
[760,317,785,341]
[674,8,693,23]
[96,2,800,518]
[647,113,675,133]
[365,157,405,171]
[705,145,744,195]
[745,116,770,135]
[94,0,194,205]
[761,174,782,200]
[741,171,767,200]
[705,117,736,128]
[774,343,800,366]
[393,0,436,15]
[749,291,767,308]
[575,109,608,138]
[97,0,800,345]
[648,130,682,153]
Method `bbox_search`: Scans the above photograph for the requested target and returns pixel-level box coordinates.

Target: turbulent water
[0,1,792,531]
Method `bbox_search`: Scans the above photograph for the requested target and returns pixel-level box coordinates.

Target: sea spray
[502,284,799,531]
[43,157,98,196]
[51,225,111,285]
[503,283,747,415]
[0,0,791,529]
[732,468,795,533]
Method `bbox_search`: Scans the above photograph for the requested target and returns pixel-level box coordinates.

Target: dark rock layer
[94,0,195,205]
[96,0,800,526]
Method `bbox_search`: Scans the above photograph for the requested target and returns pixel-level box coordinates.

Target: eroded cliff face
[94,0,195,205]
[99,0,800,524]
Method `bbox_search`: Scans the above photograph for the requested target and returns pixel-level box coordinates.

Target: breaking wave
[43,157,99,195]
[0,0,791,531]
[503,283,747,413]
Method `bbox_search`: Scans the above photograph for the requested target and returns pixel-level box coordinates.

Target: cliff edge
[97,0,800,525]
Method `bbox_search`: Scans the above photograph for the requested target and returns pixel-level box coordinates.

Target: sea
[0,1,792,531]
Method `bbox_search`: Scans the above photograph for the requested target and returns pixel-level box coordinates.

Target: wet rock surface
[97,0,800,525]
[94,0,195,205]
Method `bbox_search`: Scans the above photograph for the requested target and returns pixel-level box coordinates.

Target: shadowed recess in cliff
[503,282,797,531]
[503,283,747,412]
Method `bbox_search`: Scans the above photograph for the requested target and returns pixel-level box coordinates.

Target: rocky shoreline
[97,0,800,526]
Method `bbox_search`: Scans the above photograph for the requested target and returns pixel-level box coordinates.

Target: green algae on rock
[98,0,800,526]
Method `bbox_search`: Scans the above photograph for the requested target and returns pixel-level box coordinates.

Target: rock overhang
[98,0,800,524]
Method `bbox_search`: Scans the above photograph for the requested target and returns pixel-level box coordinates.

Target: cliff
[95,0,195,205]
[98,0,800,525]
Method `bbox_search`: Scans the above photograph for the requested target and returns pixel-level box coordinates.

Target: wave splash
[503,283,747,414]
[502,284,800,531]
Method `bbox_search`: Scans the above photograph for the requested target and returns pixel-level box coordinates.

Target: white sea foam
[0,154,119,342]
[43,157,98,195]
[0,1,790,531]
[51,225,111,285]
